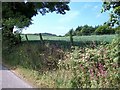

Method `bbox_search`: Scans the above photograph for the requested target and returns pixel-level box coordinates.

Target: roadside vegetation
[2,33,120,88]
[2,1,120,89]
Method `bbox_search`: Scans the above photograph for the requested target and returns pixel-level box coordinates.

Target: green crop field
[21,34,116,43]
[20,34,117,49]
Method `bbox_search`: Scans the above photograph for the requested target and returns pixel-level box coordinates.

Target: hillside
[40,33,57,36]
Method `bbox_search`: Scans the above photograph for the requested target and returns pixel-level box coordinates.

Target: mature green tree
[102,1,120,26]
[95,25,115,35]
[80,25,95,35]
[65,25,98,36]
[2,2,70,32]
[74,26,83,36]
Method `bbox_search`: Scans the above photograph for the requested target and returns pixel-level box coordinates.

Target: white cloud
[96,13,102,18]
[94,5,98,9]
[58,11,80,24]
[92,5,101,11]
[83,4,92,9]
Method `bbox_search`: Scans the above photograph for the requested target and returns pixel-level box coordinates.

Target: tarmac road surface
[0,64,33,89]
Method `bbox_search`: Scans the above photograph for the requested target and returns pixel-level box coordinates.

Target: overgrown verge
[2,35,120,88]
[3,42,65,71]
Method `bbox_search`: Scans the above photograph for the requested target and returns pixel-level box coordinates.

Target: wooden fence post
[25,34,28,42]
[39,33,44,44]
[17,33,21,43]
[70,30,74,46]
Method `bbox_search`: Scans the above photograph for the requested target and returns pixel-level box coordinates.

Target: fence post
[25,34,28,42]
[18,33,21,43]
[39,33,44,44]
[70,30,74,46]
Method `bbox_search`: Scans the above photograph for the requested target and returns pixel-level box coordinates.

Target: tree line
[65,25,120,36]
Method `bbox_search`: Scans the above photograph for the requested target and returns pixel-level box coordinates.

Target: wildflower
[98,63,104,70]
[80,64,84,71]
[90,68,94,78]
[97,71,101,77]
[102,71,107,78]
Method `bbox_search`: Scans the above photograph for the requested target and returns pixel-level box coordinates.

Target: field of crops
[21,34,116,43]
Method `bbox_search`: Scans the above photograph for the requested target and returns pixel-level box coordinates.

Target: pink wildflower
[89,68,94,79]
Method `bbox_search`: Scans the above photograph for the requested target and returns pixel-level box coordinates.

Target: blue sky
[21,2,110,36]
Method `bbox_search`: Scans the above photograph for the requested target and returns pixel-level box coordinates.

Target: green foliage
[110,34,120,67]
[65,24,116,36]
[115,26,120,34]
[2,3,33,28]
[70,35,119,88]
[68,45,119,88]
[3,42,65,71]
[3,36,119,88]
[102,1,120,26]
[95,25,115,35]
[80,25,95,35]
[74,26,83,36]
[66,25,96,36]
[2,27,21,52]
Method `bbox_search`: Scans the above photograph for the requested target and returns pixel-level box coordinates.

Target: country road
[0,64,33,89]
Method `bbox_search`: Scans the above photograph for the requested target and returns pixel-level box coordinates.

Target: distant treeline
[65,25,120,36]
[21,33,57,36]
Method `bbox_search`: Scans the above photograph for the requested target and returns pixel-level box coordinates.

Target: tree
[95,25,115,35]
[65,25,99,36]
[115,26,120,34]
[2,2,70,32]
[2,2,70,50]
[74,26,83,36]
[80,25,95,35]
[102,1,120,26]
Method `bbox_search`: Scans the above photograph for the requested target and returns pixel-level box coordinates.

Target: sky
[19,1,110,36]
